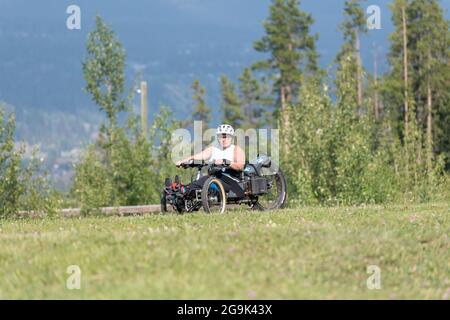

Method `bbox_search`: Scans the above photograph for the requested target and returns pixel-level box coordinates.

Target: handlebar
[177,159,206,169]
[177,159,232,169]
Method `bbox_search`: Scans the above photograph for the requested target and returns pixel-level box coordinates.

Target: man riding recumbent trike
[161,124,287,214]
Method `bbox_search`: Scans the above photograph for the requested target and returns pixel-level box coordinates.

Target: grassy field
[0,202,449,299]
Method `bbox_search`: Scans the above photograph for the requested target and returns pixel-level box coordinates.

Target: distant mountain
[0,0,449,190]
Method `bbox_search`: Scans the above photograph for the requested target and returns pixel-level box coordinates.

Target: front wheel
[201,176,227,214]
[253,169,287,211]
[160,191,168,213]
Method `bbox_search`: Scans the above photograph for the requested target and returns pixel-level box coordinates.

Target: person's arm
[229,145,245,171]
[176,147,212,166]
[192,146,212,161]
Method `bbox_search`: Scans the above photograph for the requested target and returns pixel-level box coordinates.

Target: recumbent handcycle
[161,155,287,214]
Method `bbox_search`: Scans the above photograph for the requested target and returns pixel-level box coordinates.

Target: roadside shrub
[71,106,181,212]
[71,146,115,215]
[1,106,58,217]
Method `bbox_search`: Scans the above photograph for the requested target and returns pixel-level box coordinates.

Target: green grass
[0,203,449,299]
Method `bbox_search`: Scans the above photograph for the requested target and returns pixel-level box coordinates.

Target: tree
[253,0,319,150]
[371,45,381,120]
[407,0,450,172]
[1,104,57,217]
[336,0,367,112]
[386,0,416,182]
[219,69,272,129]
[285,70,399,205]
[220,75,243,128]
[83,16,126,152]
[386,0,450,172]
[74,16,182,212]
[72,146,115,214]
[334,52,376,204]
[191,79,212,132]
[0,108,22,215]
[380,0,450,198]
[238,68,272,128]
[283,78,334,204]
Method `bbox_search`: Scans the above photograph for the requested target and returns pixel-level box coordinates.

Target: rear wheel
[201,177,227,214]
[254,169,287,211]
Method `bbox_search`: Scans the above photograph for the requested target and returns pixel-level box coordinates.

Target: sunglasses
[218,134,232,139]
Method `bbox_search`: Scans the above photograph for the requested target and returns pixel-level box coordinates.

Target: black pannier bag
[243,155,274,195]
[250,176,268,195]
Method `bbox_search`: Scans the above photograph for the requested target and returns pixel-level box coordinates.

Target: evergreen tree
[220,75,243,128]
[238,68,272,128]
[379,0,450,199]
[336,0,367,112]
[407,0,450,171]
[369,45,382,121]
[385,0,415,156]
[191,79,212,132]
[386,0,450,171]
[253,0,319,150]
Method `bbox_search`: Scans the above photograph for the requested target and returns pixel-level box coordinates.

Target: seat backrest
[244,155,272,176]
[244,163,262,176]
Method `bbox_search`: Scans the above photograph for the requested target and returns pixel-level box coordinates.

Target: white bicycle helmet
[216,124,235,136]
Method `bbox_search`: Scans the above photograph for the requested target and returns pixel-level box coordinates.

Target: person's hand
[175,160,184,167]
[214,159,223,166]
